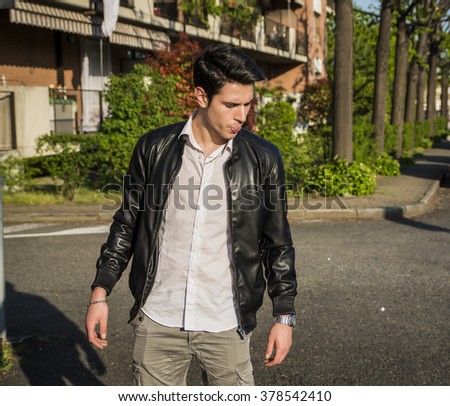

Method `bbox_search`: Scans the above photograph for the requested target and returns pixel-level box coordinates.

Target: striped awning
[9,1,169,51]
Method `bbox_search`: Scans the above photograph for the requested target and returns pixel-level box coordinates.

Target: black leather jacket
[92,121,297,335]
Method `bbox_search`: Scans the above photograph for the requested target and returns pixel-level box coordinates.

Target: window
[314,0,322,14]
[314,58,322,74]
[314,14,320,41]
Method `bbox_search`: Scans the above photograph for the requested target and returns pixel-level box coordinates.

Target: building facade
[0,0,331,157]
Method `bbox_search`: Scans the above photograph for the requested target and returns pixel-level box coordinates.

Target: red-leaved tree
[146,33,203,118]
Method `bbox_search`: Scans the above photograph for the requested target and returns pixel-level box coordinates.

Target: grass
[3,186,107,205]
[0,339,17,374]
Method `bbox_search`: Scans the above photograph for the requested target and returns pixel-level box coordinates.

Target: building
[0,0,331,157]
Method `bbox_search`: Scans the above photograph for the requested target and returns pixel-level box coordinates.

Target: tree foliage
[257,101,301,185]
[101,64,183,138]
[146,33,202,117]
[298,79,332,126]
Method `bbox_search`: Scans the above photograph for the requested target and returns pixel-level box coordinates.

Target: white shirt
[142,115,238,332]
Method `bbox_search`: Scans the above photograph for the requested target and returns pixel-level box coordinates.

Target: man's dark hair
[193,43,265,100]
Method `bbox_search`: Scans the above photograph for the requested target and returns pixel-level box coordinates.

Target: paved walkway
[4,140,450,223]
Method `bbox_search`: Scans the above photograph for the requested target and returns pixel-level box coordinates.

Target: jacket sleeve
[261,147,297,316]
[91,136,148,295]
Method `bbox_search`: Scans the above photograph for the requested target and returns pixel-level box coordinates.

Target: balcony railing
[154,2,208,28]
[265,18,289,51]
[151,5,309,56]
[154,1,178,20]
[220,14,255,42]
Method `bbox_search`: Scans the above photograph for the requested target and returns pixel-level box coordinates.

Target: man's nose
[235,106,247,123]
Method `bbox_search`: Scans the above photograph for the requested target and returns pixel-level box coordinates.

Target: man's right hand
[85,286,109,350]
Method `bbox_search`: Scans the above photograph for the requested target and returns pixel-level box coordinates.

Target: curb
[287,179,442,222]
[3,210,114,224]
[3,178,445,224]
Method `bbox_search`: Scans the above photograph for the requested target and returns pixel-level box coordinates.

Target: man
[85,43,297,386]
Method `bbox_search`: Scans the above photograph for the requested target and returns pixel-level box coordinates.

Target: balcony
[153,1,178,20]
[220,14,256,42]
[150,2,306,62]
[153,1,207,29]
[265,17,289,51]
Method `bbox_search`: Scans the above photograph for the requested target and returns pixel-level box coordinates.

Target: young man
[85,44,297,386]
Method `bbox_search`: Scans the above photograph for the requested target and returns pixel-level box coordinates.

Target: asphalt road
[1,183,449,386]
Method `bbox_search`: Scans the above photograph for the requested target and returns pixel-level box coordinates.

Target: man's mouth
[230,126,242,134]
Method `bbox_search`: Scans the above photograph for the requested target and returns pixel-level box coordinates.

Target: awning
[9,1,169,51]
[112,22,169,51]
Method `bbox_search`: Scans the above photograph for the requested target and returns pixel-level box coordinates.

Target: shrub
[0,155,36,191]
[304,159,376,196]
[353,120,376,162]
[435,116,447,135]
[368,152,400,176]
[384,123,398,155]
[257,101,300,186]
[36,134,97,200]
[101,64,183,138]
[93,132,139,185]
[298,78,332,125]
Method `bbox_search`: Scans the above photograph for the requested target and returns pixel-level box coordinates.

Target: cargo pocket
[237,361,255,386]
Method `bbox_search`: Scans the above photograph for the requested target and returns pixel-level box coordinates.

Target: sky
[353,0,379,11]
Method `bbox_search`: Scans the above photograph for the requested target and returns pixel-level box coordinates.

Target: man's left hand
[264,322,293,366]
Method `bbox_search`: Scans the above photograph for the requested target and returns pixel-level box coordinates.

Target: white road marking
[4,223,60,234]
[4,225,110,239]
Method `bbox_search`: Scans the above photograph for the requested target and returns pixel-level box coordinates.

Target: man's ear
[194,87,209,108]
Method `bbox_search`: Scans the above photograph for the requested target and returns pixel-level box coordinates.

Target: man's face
[201,82,254,142]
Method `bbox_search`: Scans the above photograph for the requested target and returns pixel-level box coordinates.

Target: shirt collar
[180,111,233,155]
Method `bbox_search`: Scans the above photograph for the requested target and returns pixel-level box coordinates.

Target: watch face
[289,315,296,327]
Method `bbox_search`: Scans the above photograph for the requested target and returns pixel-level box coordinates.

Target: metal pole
[0,175,6,343]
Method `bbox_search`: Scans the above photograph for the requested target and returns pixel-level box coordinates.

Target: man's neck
[191,112,227,157]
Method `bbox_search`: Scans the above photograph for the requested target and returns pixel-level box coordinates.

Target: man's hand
[264,322,293,367]
[85,287,109,350]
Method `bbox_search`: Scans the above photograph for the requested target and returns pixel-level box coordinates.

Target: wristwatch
[274,314,296,328]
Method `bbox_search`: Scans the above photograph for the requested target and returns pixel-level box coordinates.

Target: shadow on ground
[2,282,105,385]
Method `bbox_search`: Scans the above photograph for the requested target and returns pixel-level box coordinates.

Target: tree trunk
[391,1,409,158]
[332,0,353,161]
[372,0,394,155]
[427,40,439,135]
[405,28,428,124]
[416,64,427,121]
[442,63,449,129]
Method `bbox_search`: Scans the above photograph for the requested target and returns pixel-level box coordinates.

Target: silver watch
[274,314,296,328]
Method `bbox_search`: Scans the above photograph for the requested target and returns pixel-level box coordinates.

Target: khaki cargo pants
[131,313,254,386]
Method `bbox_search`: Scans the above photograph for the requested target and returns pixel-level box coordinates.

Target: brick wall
[0,10,81,90]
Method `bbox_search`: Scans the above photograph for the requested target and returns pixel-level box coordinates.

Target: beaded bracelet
[87,299,107,308]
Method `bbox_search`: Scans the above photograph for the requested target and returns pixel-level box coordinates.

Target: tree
[391,0,417,158]
[146,33,202,118]
[332,0,353,161]
[373,0,395,154]
[257,101,299,185]
[405,0,431,126]
[353,9,379,118]
[427,0,450,135]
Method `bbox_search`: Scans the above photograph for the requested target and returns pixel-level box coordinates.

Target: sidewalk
[4,140,450,223]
